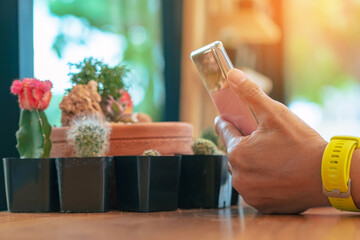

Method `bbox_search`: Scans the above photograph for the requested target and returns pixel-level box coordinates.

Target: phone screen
[191,41,257,135]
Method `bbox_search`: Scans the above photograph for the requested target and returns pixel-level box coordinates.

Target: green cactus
[192,138,218,155]
[101,95,126,122]
[16,110,52,158]
[67,116,111,157]
[201,127,219,147]
[201,127,227,154]
[142,149,161,156]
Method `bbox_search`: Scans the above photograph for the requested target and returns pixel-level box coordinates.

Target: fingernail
[227,69,247,87]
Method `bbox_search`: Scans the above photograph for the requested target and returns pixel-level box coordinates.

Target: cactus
[101,90,133,122]
[16,110,52,158]
[192,138,218,155]
[67,58,133,123]
[60,80,103,126]
[67,115,111,157]
[11,78,53,158]
[201,127,227,154]
[142,149,161,156]
[201,127,219,147]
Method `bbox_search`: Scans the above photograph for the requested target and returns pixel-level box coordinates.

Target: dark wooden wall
[0,0,34,210]
[161,0,183,121]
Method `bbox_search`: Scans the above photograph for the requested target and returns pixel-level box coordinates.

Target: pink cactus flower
[10,78,53,111]
[120,90,133,113]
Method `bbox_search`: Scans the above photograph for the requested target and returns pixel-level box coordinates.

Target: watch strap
[321,136,360,212]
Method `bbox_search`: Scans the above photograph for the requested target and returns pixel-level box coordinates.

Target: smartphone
[190,41,257,135]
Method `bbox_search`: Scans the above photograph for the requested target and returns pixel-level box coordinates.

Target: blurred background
[33,0,165,125]
[3,1,360,205]
[28,0,360,139]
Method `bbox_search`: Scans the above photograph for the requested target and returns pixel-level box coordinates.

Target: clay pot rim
[51,122,193,142]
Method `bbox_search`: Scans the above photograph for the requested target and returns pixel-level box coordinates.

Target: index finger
[227,69,275,121]
[215,116,242,152]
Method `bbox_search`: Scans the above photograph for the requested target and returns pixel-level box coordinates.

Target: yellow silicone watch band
[321,136,360,212]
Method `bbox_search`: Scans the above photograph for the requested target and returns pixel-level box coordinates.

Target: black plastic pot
[3,157,59,212]
[56,157,112,213]
[231,187,239,205]
[114,155,181,212]
[0,161,6,211]
[178,155,232,209]
[108,159,118,209]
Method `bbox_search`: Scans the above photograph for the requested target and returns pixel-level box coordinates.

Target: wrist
[313,140,332,208]
[350,148,360,209]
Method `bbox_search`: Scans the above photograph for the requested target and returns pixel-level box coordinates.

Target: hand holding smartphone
[190,41,257,135]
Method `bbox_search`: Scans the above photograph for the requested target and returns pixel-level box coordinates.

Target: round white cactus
[67,115,111,157]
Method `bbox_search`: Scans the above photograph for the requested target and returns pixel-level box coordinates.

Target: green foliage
[98,64,129,99]
[67,116,111,157]
[45,93,63,127]
[201,127,219,147]
[142,149,161,156]
[16,110,52,158]
[48,0,112,30]
[192,138,218,155]
[68,57,129,99]
[47,0,164,121]
[286,0,357,105]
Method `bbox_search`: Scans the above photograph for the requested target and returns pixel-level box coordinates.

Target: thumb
[227,68,273,120]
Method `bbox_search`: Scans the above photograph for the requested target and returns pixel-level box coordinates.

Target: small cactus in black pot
[142,149,161,156]
[192,138,219,155]
[57,115,112,213]
[67,115,111,157]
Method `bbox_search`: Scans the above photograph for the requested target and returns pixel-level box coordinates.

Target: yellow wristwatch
[321,136,360,212]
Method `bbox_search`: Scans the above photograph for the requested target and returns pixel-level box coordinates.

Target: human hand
[215,69,331,214]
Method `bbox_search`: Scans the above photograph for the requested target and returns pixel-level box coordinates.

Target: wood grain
[0,206,359,240]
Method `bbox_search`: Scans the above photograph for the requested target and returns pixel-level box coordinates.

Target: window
[34,0,164,126]
[285,0,360,139]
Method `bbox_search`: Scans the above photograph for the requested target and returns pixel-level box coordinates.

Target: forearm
[350,149,360,208]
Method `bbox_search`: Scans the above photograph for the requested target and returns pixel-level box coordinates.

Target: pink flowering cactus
[10,78,53,158]
[11,78,52,111]
[120,90,133,113]
[101,89,134,121]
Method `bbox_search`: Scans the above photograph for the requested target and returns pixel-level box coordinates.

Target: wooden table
[1,205,360,240]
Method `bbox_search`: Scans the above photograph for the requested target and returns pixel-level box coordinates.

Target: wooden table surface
[1,205,360,240]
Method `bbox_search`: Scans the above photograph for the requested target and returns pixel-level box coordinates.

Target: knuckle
[214,116,223,132]
[265,101,288,126]
[227,137,241,154]
[242,82,263,101]
[227,145,241,165]
[275,102,288,116]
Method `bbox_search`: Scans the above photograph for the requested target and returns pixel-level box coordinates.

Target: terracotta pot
[50,122,193,157]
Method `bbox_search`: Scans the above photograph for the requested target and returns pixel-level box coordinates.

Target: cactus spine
[142,149,161,156]
[192,138,218,155]
[67,116,111,157]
